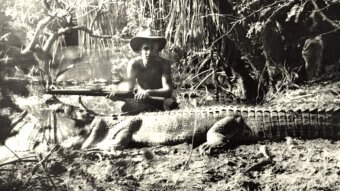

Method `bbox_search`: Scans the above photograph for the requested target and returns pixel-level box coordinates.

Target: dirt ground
[0,80,340,191]
[1,139,340,190]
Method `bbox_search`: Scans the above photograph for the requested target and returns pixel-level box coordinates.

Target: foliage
[1,1,130,85]
[160,0,340,101]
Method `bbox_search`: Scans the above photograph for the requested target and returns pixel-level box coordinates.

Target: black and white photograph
[0,0,340,190]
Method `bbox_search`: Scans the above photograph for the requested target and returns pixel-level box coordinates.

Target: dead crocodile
[65,104,340,154]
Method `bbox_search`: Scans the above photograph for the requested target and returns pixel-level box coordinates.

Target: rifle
[45,88,165,101]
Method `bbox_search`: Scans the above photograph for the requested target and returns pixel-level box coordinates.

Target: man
[109,28,178,113]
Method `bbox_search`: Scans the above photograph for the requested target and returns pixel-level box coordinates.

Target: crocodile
[64,104,340,154]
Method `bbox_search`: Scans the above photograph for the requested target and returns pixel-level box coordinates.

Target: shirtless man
[110,28,178,113]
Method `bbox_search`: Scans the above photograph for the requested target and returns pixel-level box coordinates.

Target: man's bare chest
[137,66,162,80]
[136,66,163,88]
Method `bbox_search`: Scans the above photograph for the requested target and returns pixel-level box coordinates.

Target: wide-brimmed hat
[130,28,167,53]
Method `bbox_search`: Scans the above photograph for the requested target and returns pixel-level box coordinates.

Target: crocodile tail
[229,106,340,141]
[272,108,340,140]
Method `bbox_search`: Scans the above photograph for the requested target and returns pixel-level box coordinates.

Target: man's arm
[122,59,137,92]
[107,60,137,100]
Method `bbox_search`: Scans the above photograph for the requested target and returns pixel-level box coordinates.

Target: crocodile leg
[199,116,246,155]
[92,117,143,150]
[81,117,108,149]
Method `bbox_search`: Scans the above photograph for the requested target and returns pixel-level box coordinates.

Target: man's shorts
[121,98,178,114]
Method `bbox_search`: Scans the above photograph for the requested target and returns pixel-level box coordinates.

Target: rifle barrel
[45,89,165,101]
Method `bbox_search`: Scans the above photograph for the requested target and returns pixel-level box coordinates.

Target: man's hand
[134,89,150,100]
[106,92,117,101]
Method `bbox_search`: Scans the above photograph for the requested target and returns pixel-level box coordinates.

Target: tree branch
[310,0,340,29]
[21,16,54,54]
[267,0,296,21]
[23,2,127,56]
[42,24,125,52]
[60,25,120,39]
[43,0,52,11]
[90,8,103,30]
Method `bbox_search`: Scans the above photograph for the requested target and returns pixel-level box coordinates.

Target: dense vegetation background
[0,0,340,105]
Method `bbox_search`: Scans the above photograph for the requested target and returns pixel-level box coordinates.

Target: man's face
[141,42,159,66]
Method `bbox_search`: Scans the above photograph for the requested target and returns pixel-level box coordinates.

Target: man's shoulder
[128,57,143,68]
[156,57,172,66]
[129,56,143,64]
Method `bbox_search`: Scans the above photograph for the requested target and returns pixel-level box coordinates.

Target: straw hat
[130,28,167,53]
